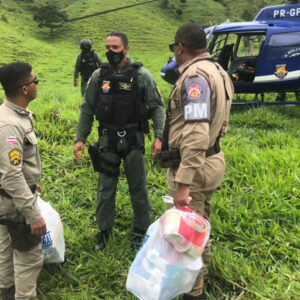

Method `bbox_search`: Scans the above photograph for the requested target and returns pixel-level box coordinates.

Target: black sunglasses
[169,41,185,52]
[21,77,39,87]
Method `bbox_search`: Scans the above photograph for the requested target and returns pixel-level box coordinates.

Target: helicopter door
[228,33,266,83]
[208,33,238,71]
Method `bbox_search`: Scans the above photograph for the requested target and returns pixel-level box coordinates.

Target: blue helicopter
[161,1,300,106]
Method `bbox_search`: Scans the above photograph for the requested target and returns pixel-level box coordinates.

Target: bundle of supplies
[126,207,210,300]
[160,207,210,258]
[37,196,65,264]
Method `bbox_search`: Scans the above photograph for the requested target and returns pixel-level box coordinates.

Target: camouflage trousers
[0,225,43,300]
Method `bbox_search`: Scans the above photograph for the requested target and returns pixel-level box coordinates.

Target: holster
[0,215,40,252]
[88,141,120,177]
[157,148,181,168]
[157,140,221,169]
[88,141,101,172]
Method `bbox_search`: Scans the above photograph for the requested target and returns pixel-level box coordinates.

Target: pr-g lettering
[273,9,286,18]
[273,8,300,18]
[288,8,300,17]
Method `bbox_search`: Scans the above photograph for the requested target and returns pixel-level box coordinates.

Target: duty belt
[99,126,140,137]
[0,185,37,199]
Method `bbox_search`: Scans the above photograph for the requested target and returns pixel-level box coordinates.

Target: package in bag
[159,207,210,258]
[37,195,65,263]
[126,220,203,300]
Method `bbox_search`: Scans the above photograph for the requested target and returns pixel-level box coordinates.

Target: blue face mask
[106,49,124,66]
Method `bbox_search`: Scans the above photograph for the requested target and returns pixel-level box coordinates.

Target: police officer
[74,39,102,96]
[159,24,234,299]
[74,31,164,251]
[0,62,47,300]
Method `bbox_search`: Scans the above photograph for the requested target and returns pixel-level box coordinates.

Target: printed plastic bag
[126,220,203,300]
[160,207,210,258]
[37,195,65,263]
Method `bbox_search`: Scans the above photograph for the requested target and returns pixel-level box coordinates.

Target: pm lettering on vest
[184,103,209,121]
[183,75,211,122]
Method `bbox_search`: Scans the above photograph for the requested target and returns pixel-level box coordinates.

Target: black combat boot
[131,227,146,250]
[94,229,111,251]
[1,285,15,300]
[182,293,207,300]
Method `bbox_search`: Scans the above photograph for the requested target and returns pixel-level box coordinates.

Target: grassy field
[0,0,299,299]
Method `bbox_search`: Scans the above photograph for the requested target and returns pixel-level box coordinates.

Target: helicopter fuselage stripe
[254,70,300,82]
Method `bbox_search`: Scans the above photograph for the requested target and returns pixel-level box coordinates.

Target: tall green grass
[1,1,299,299]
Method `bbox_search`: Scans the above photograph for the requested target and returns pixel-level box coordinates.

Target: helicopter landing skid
[232,93,300,106]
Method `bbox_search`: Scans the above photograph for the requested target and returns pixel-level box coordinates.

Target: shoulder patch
[187,82,203,101]
[183,75,211,122]
[9,149,21,166]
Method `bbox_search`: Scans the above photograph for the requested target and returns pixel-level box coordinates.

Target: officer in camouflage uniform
[0,62,47,300]
[74,31,165,251]
[74,39,102,96]
[159,24,234,300]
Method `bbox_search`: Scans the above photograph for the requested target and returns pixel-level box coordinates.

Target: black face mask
[106,49,125,66]
[82,45,91,51]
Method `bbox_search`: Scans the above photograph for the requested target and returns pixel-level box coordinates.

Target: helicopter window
[209,34,228,57]
[227,34,265,83]
[236,34,265,57]
[208,33,237,58]
[208,33,237,70]
[266,32,300,60]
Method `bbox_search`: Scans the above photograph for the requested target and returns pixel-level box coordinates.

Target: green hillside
[0,0,280,92]
[0,0,299,299]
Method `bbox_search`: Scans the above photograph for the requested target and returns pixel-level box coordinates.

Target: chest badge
[9,149,21,166]
[119,82,132,91]
[102,81,111,94]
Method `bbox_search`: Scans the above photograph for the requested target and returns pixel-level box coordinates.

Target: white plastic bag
[37,195,65,263]
[160,207,210,258]
[126,220,203,300]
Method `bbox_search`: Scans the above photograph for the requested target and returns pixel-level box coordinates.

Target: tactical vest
[95,63,147,127]
[80,51,98,79]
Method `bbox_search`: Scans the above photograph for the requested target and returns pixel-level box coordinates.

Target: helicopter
[161,1,300,106]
